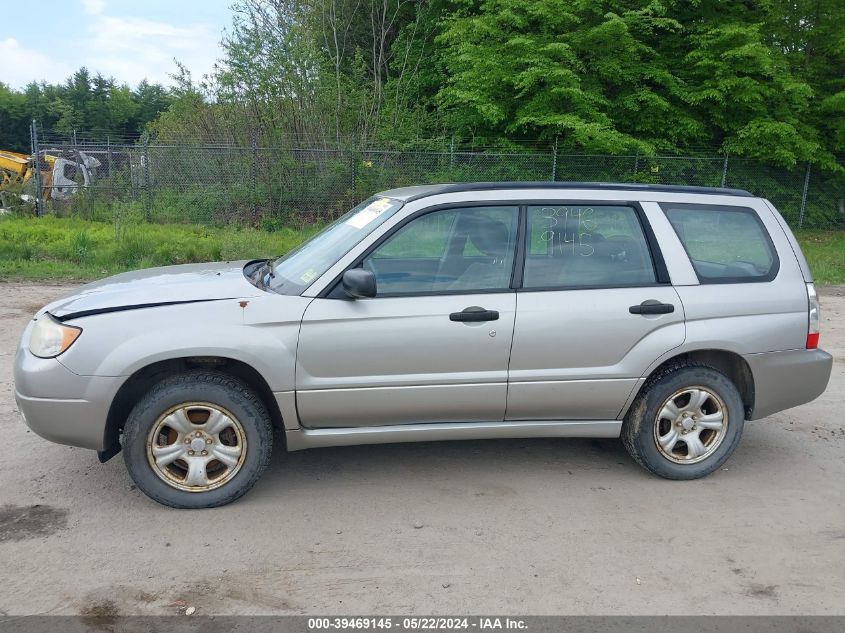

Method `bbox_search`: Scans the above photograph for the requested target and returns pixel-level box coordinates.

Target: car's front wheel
[123,371,273,508]
[621,363,745,479]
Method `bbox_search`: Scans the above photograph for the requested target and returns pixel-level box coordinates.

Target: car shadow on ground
[61,430,776,509]
[259,436,642,489]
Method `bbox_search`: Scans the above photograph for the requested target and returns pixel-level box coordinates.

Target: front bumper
[745,348,833,420]
[14,341,124,451]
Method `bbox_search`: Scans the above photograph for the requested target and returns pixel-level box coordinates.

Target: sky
[1,0,234,90]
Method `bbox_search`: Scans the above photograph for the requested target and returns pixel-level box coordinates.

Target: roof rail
[389,181,754,201]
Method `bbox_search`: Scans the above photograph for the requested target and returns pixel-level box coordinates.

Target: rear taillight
[807,283,820,349]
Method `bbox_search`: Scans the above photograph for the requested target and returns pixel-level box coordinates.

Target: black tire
[621,363,745,480]
[123,371,273,508]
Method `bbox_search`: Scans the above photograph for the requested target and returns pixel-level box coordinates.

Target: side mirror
[342,268,377,299]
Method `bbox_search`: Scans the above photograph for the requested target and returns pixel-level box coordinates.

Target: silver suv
[14,183,832,508]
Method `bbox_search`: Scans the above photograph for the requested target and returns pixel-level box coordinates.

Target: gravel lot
[1,281,843,616]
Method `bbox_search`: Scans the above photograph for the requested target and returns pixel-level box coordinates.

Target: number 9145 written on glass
[539,206,596,257]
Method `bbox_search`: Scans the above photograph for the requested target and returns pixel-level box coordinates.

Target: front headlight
[29,313,82,358]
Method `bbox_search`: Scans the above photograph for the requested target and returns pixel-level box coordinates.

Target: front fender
[56,296,311,392]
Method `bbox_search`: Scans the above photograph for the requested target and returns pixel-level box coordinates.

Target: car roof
[377,181,755,201]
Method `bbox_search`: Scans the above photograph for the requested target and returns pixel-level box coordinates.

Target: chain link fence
[21,123,845,231]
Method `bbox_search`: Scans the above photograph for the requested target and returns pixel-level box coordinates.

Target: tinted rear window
[661,204,778,283]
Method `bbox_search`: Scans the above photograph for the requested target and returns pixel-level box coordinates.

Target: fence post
[251,134,258,219]
[721,154,729,187]
[449,136,455,178]
[142,133,151,220]
[633,151,640,179]
[799,162,811,229]
[350,140,358,203]
[30,120,43,218]
[551,136,559,182]
[107,136,113,178]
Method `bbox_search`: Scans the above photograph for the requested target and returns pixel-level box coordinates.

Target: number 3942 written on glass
[539,207,595,256]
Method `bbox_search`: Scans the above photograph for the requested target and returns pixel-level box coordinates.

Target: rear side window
[661,204,778,283]
[523,205,657,288]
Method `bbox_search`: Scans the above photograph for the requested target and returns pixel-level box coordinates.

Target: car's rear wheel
[621,363,745,479]
[123,371,273,508]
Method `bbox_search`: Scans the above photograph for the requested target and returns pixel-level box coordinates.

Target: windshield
[267,197,404,295]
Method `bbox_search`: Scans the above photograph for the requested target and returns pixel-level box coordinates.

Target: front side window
[523,205,657,288]
[363,206,519,295]
[661,204,777,282]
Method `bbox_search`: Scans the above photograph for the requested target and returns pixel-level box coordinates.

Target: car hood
[44,261,264,320]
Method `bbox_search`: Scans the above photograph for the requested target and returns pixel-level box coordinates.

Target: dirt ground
[0,281,843,616]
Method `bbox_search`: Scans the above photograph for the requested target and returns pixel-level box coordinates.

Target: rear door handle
[629,300,675,315]
[449,306,500,322]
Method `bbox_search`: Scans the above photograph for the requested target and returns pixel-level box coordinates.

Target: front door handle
[449,306,500,322]
[629,300,675,315]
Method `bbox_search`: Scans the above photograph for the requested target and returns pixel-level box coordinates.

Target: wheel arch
[629,349,755,420]
[100,356,284,462]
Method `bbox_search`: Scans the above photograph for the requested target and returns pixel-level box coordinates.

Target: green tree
[4,0,843,175]
[666,3,821,166]
[0,83,29,152]
[433,0,689,152]
[768,0,845,158]
[0,69,172,149]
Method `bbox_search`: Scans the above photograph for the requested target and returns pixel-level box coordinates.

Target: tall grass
[795,230,845,285]
[0,213,320,280]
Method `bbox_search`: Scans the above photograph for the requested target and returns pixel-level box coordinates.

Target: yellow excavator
[1,148,101,211]
[0,149,56,200]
